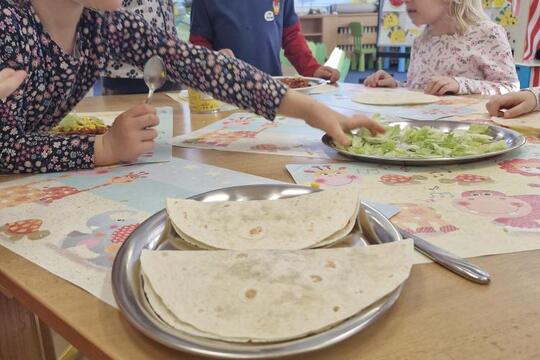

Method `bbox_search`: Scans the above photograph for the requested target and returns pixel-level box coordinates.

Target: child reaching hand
[364,0,519,96]
[0,0,382,174]
[486,88,539,118]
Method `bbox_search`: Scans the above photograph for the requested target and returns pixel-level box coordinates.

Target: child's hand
[363,70,398,88]
[313,66,340,83]
[94,104,159,165]
[0,68,27,99]
[424,76,459,95]
[307,105,385,146]
[486,91,537,118]
[218,48,235,57]
[277,90,384,147]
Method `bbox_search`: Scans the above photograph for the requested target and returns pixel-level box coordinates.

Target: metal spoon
[357,202,491,285]
[143,55,167,104]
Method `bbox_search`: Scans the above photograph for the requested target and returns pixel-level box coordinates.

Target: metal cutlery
[358,202,491,284]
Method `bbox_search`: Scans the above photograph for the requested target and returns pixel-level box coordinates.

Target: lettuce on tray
[339,124,508,158]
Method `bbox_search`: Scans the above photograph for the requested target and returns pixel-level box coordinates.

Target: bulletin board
[376,0,423,47]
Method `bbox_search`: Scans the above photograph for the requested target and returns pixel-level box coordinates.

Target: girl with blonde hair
[365,0,519,96]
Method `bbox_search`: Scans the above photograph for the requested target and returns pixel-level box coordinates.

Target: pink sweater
[407,21,519,96]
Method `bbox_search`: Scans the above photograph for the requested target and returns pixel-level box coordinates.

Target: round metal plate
[112,184,403,359]
[322,119,526,166]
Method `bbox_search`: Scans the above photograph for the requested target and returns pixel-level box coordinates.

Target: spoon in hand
[143,55,167,104]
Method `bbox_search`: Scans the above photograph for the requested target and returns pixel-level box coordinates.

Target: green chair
[349,22,377,72]
[280,41,327,74]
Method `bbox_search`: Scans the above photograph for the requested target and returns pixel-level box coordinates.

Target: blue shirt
[190,0,298,76]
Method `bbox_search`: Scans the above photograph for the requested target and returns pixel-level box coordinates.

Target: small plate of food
[273,76,327,93]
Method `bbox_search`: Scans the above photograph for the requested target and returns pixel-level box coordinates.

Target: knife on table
[398,227,491,285]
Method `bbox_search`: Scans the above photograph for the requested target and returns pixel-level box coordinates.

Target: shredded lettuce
[342,124,508,158]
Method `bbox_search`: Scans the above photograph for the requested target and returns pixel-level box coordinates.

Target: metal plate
[273,76,327,93]
[322,119,527,166]
[112,184,403,359]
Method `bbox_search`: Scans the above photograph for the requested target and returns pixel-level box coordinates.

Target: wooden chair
[349,22,377,72]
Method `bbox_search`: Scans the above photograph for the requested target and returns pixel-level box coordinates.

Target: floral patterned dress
[105,0,176,80]
[0,1,286,173]
[407,21,519,96]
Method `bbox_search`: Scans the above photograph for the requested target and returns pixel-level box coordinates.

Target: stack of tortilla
[141,184,414,343]
[353,89,440,106]
[141,241,413,343]
[165,184,361,250]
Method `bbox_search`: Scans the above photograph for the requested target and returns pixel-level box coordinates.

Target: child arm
[0,9,97,174]
[0,110,97,173]
[530,87,540,111]
[104,10,287,120]
[454,25,519,96]
[486,88,538,118]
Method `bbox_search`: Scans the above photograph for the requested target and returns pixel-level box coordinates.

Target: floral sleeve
[0,107,96,173]
[454,25,519,96]
[101,10,287,120]
[0,7,95,173]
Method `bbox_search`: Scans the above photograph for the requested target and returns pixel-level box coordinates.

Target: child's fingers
[486,95,522,116]
[342,115,385,135]
[138,140,156,155]
[428,81,444,95]
[139,128,158,141]
[485,97,503,116]
[504,101,532,118]
[436,83,453,95]
[122,104,156,118]
[135,113,160,129]
[377,77,397,88]
[424,81,435,94]
[363,76,375,87]
[327,123,350,147]
[330,69,340,83]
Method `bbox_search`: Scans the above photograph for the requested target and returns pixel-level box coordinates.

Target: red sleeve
[282,21,321,77]
[189,34,214,49]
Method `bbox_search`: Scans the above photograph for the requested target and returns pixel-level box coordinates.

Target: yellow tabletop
[0,94,539,360]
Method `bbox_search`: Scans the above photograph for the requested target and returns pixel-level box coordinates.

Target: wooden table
[1,94,539,360]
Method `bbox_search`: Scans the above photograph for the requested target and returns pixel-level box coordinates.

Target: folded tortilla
[492,112,540,136]
[353,89,439,105]
[141,240,413,343]
[166,184,361,250]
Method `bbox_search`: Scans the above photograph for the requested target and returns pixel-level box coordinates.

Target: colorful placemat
[170,112,332,159]
[287,144,540,264]
[0,159,279,306]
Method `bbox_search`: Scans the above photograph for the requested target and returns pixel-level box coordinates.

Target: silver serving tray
[112,184,403,359]
[322,119,526,165]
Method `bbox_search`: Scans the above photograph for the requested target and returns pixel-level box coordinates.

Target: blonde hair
[448,0,491,33]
